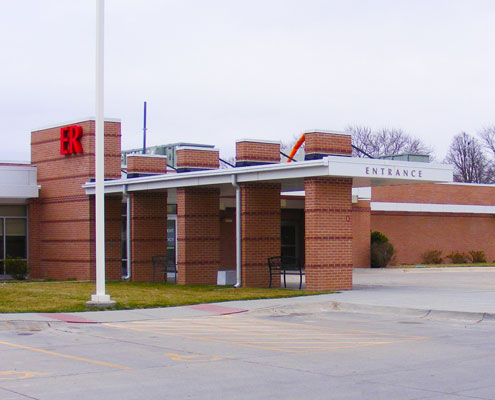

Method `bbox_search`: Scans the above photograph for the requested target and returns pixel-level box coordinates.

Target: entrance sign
[365,166,423,178]
[60,126,83,155]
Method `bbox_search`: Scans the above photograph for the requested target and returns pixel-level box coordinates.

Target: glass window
[167,204,177,215]
[5,218,26,259]
[167,219,176,265]
[0,205,27,217]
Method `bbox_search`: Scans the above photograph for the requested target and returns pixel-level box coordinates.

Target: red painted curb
[38,313,97,324]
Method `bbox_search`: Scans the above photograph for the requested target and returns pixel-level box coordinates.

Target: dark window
[5,219,26,259]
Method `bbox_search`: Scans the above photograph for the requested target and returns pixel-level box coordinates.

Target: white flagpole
[88,0,114,307]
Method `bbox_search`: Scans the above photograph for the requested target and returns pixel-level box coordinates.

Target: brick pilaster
[235,140,280,167]
[304,177,353,290]
[130,192,168,282]
[126,154,168,176]
[177,187,220,285]
[27,199,42,278]
[176,147,219,173]
[30,120,121,280]
[240,183,281,287]
[304,131,352,160]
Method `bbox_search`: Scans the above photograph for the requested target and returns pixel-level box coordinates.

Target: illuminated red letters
[60,125,83,155]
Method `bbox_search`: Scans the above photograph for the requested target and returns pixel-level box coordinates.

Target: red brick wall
[29,120,121,280]
[241,183,281,287]
[305,132,352,157]
[304,177,353,290]
[236,141,280,164]
[27,199,42,278]
[127,155,168,175]
[130,192,168,282]
[372,183,495,205]
[102,196,123,280]
[177,187,220,284]
[176,148,219,170]
[352,200,371,268]
[372,211,495,265]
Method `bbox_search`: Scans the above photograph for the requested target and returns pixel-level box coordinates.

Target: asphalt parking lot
[1,267,495,399]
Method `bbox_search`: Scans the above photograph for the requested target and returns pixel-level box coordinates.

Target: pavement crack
[0,386,40,400]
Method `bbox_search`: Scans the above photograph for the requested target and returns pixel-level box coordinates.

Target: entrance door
[281,221,299,259]
[167,215,177,266]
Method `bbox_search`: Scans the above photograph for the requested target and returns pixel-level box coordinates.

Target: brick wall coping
[303,129,351,137]
[127,154,168,159]
[235,139,281,145]
[83,155,453,196]
[32,117,121,132]
[176,146,219,152]
[372,202,495,214]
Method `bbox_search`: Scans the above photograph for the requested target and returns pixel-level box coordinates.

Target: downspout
[232,174,241,288]
[123,185,132,280]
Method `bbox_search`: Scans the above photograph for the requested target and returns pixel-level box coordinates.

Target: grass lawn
[0,281,329,313]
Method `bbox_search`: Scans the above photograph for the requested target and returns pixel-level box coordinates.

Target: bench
[151,255,177,283]
[267,256,304,289]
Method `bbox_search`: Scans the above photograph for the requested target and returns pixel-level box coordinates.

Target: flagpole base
[86,294,116,308]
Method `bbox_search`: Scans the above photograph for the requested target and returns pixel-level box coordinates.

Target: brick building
[7,117,493,290]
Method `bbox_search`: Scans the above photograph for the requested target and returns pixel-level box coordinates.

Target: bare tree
[345,125,432,158]
[479,126,495,156]
[445,132,492,183]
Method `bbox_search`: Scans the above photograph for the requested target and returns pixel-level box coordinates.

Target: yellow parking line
[0,340,131,371]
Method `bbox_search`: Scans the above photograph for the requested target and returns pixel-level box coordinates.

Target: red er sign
[60,125,83,155]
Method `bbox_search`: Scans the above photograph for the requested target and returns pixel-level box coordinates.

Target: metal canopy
[83,155,453,196]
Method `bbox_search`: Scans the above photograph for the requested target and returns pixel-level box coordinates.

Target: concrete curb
[248,300,495,322]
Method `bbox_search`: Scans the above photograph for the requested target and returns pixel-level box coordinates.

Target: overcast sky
[1,0,494,162]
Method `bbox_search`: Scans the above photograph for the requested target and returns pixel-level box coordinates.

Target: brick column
[305,177,353,290]
[30,119,121,280]
[130,192,168,282]
[304,131,352,160]
[177,187,220,285]
[104,196,123,280]
[241,183,281,287]
[126,154,168,177]
[235,139,280,167]
[27,199,42,278]
[176,147,219,173]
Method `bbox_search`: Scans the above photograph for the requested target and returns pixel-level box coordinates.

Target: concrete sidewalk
[2,267,495,324]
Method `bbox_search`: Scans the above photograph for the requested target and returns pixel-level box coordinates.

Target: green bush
[370,231,394,268]
[5,258,29,280]
[468,250,486,263]
[445,252,468,264]
[371,231,389,244]
[422,250,443,264]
